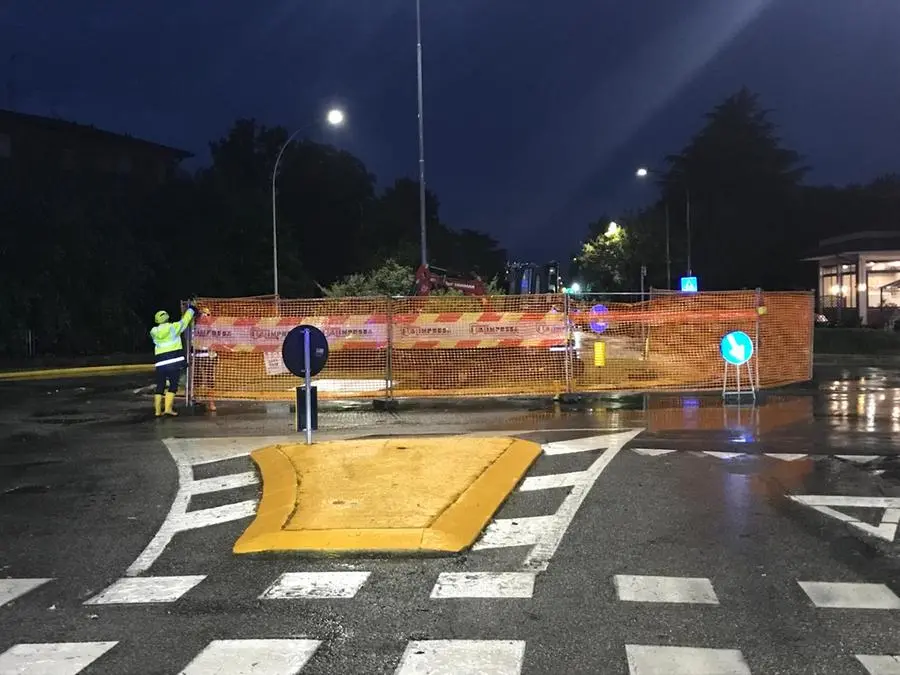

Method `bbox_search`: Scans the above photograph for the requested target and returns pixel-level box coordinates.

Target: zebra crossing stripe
[431,572,537,599]
[0,642,117,675]
[855,654,900,674]
[625,645,751,674]
[394,640,525,674]
[179,639,320,674]
[0,579,52,608]
[85,576,206,605]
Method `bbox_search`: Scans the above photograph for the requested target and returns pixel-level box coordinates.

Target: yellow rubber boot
[163,391,178,416]
[154,394,163,417]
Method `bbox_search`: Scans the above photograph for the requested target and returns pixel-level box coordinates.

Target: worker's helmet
[154,310,169,325]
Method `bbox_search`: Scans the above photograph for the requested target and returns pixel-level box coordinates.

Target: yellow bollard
[594,341,606,367]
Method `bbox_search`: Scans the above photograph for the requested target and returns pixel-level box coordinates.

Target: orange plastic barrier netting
[184,291,813,401]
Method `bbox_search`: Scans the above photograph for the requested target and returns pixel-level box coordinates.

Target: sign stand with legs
[720,330,756,402]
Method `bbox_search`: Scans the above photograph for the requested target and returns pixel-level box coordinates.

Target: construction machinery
[413,264,487,296]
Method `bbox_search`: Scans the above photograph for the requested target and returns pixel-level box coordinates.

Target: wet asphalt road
[1,367,899,674]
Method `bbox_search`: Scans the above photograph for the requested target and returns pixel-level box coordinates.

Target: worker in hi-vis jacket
[150,302,201,417]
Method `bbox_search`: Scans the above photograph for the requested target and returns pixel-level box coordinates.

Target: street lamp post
[271,109,345,297]
[415,0,428,268]
[636,166,693,286]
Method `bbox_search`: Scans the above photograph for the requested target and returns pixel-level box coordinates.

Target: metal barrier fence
[183,290,814,402]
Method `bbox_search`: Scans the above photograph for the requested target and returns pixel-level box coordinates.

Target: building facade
[803,231,900,326]
[0,108,191,189]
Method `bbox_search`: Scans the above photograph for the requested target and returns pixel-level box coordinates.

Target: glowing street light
[606,221,621,237]
[635,167,649,178]
[272,108,347,296]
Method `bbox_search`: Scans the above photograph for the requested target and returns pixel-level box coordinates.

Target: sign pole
[303,328,313,445]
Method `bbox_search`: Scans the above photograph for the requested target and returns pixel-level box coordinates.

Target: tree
[572,218,632,292]
[659,87,807,289]
[320,259,414,297]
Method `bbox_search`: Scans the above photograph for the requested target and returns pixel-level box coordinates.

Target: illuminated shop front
[803,231,900,326]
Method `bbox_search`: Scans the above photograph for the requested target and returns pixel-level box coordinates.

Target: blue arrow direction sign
[720,330,754,366]
[589,304,609,334]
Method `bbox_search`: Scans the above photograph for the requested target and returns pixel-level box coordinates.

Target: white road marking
[798,581,900,609]
[522,429,643,571]
[631,448,676,456]
[764,453,808,461]
[790,495,900,542]
[259,572,371,599]
[85,575,205,604]
[191,471,258,494]
[519,471,586,491]
[394,640,525,674]
[179,639,320,674]
[541,432,636,455]
[0,642,117,674]
[699,451,744,459]
[614,575,719,604]
[625,645,751,675]
[856,654,900,675]
[473,516,556,550]
[0,578,51,608]
[430,572,536,599]
[836,455,881,464]
[126,436,292,577]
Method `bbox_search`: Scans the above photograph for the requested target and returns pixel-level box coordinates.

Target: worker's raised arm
[171,307,197,336]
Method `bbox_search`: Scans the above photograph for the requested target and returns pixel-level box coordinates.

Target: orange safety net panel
[184,290,813,401]
[187,296,389,401]
[569,290,763,391]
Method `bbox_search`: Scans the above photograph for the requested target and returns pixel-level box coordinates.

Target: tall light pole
[415,0,428,268]
[636,166,693,284]
[271,108,345,297]
[636,167,671,289]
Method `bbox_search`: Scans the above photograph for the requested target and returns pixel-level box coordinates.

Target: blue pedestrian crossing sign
[680,276,698,293]
[720,331,754,366]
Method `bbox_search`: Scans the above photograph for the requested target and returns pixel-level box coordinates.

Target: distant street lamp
[606,221,621,237]
[271,108,345,297]
[635,165,693,286]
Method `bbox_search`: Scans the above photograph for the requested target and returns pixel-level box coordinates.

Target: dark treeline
[3,88,899,357]
[0,119,507,357]
[573,87,900,294]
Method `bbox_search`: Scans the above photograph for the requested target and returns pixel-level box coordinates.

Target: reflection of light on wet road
[823,369,900,434]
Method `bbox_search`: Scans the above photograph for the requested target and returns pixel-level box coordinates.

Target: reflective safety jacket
[150,308,196,368]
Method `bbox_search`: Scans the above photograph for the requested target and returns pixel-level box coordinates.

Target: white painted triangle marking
[701,451,744,459]
[835,455,881,464]
[764,453,808,461]
[631,448,677,456]
[542,431,640,455]
[790,495,900,542]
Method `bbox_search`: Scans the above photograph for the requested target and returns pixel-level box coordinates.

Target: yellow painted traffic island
[233,436,541,555]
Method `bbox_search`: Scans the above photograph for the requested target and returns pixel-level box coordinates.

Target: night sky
[3,0,899,263]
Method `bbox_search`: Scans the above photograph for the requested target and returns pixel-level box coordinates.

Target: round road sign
[719,330,753,366]
[282,325,329,377]
[589,304,609,334]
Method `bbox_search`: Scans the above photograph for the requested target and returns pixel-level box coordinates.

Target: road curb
[233,437,541,555]
[0,363,154,381]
